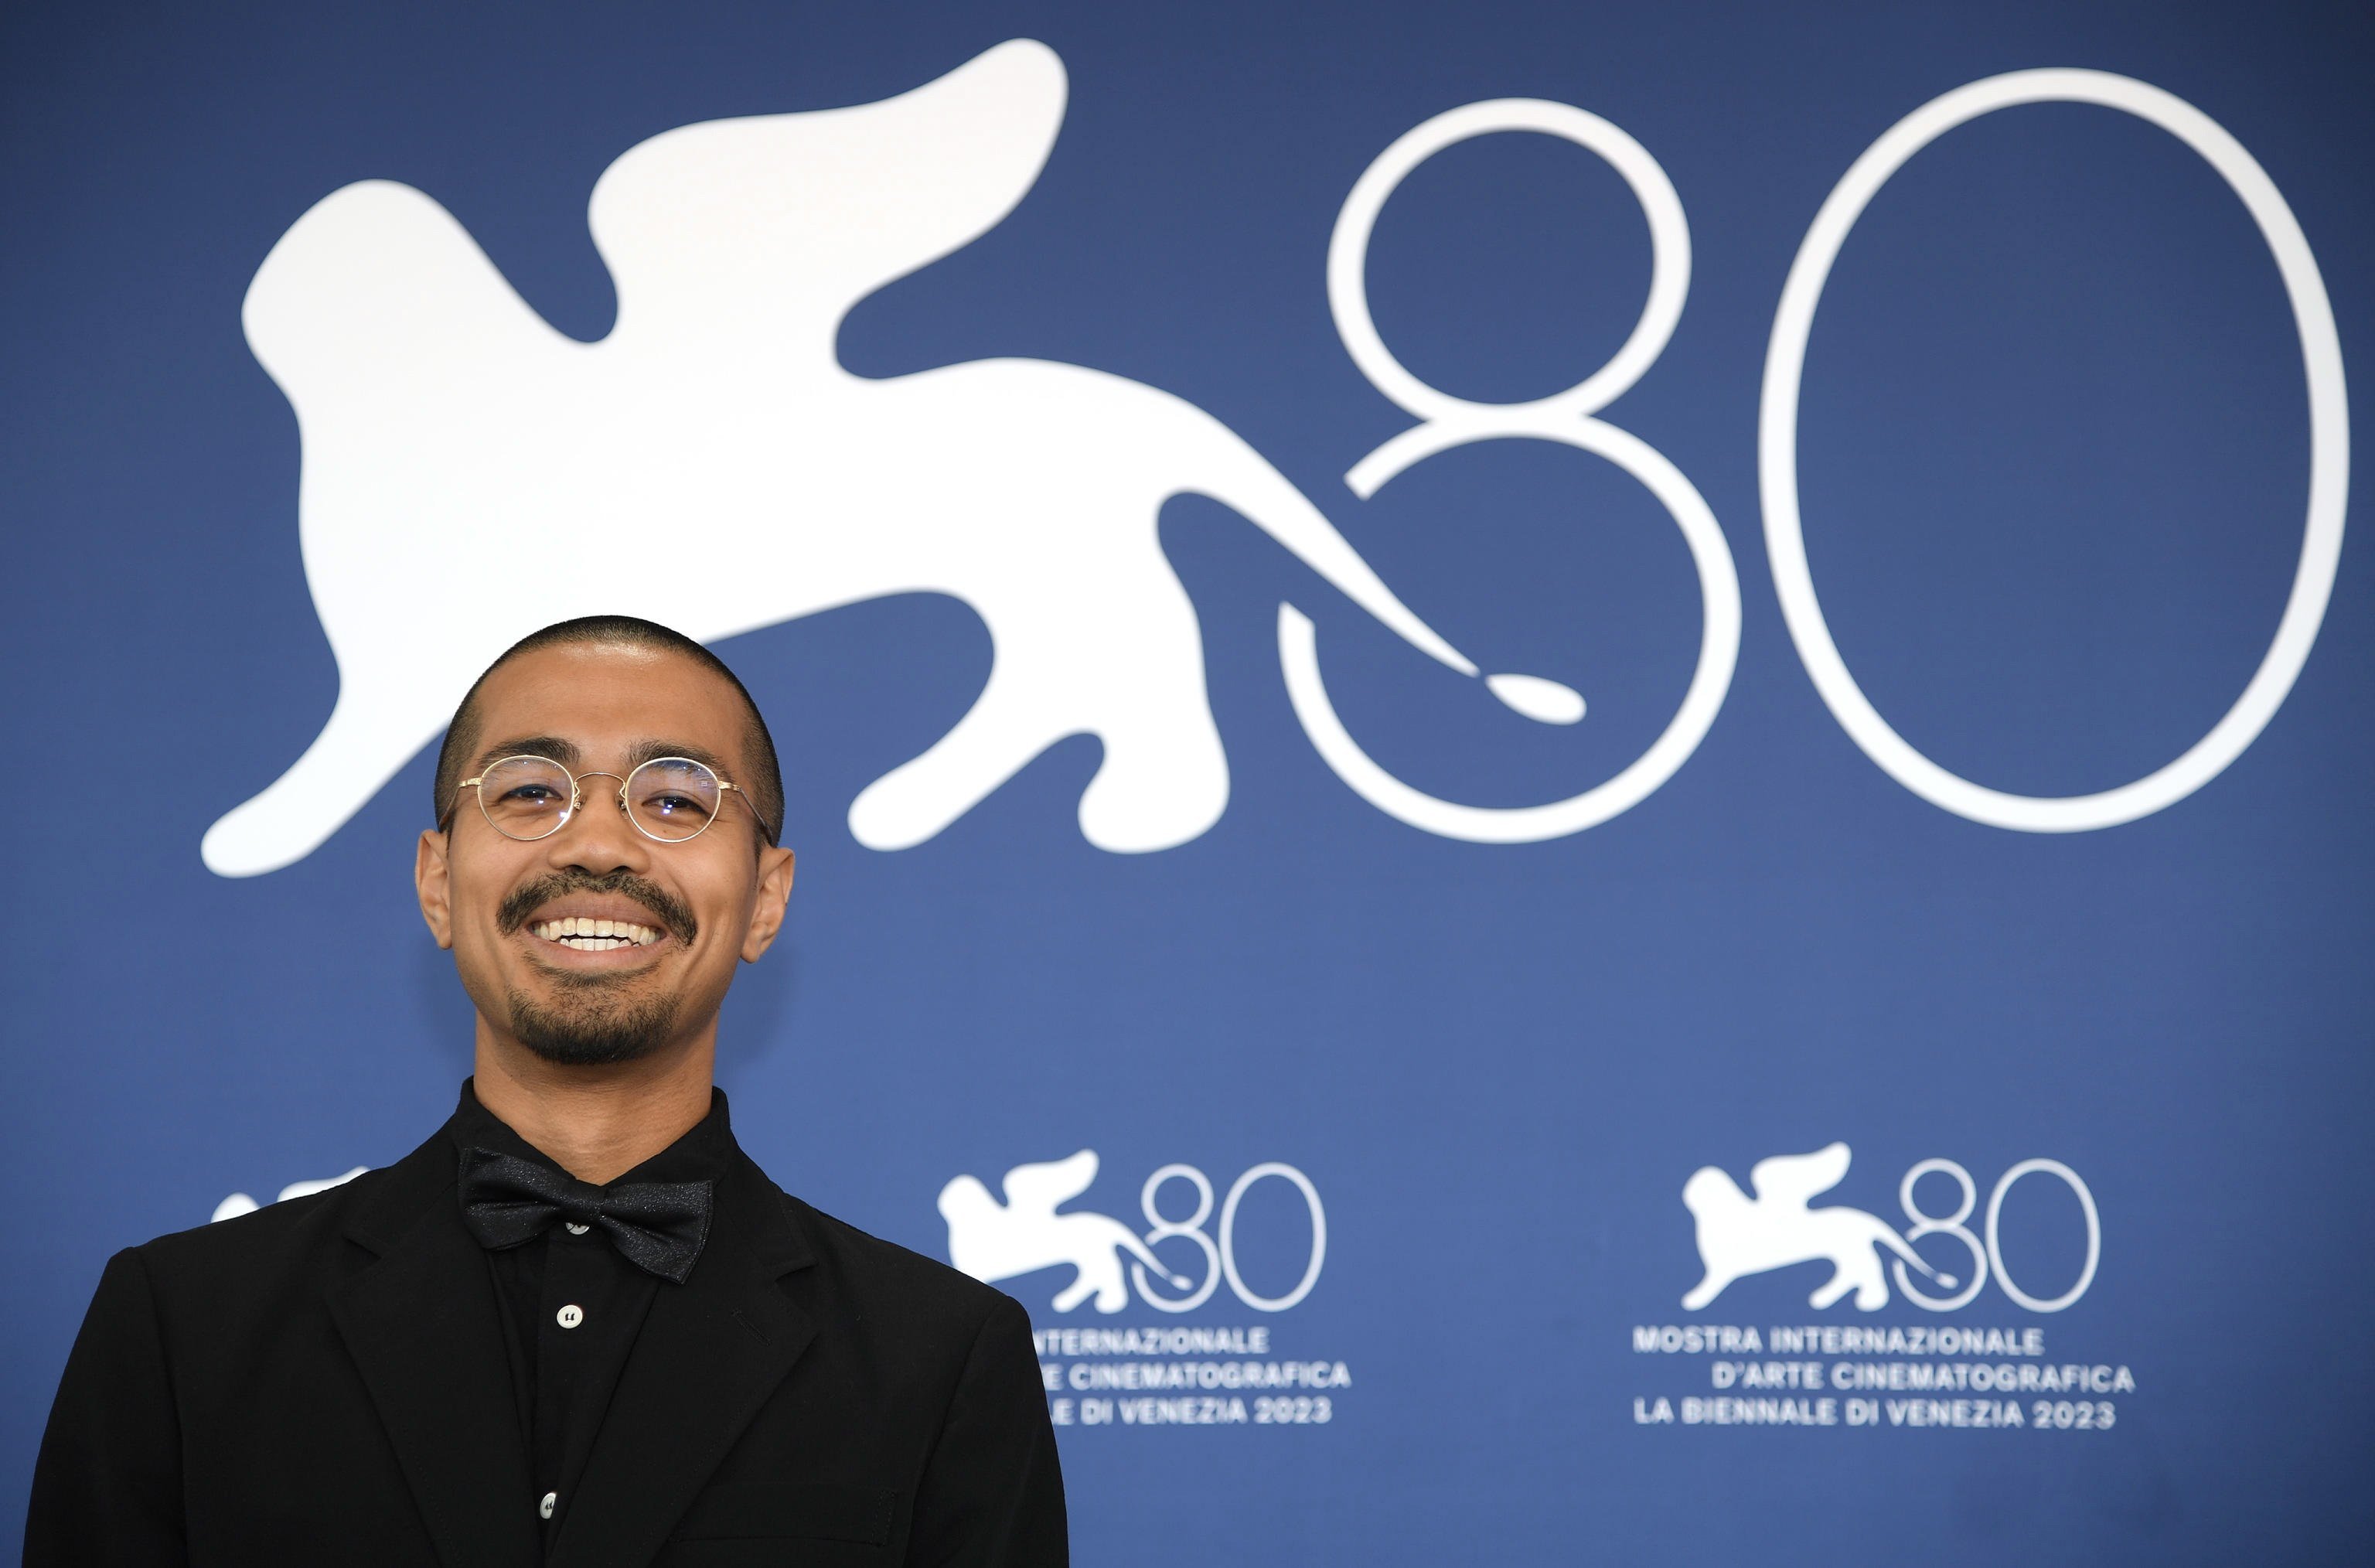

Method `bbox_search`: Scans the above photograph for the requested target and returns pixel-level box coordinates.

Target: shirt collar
[445,1077,738,1189]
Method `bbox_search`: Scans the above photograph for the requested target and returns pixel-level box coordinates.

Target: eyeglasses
[449,755,771,845]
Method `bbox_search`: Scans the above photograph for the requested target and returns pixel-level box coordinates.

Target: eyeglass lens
[625,757,722,840]
[475,755,724,843]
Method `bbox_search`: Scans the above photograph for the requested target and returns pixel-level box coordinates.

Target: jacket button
[539,1491,557,1520]
[557,1304,584,1329]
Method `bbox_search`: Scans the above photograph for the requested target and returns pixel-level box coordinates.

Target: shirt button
[564,1222,591,1236]
[539,1491,557,1520]
[557,1304,584,1329]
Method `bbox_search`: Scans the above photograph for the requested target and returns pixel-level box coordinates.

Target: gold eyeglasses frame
[448,754,772,846]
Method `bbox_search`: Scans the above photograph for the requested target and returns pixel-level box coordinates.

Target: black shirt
[446,1081,734,1551]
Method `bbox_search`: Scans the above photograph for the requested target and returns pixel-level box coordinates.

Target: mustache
[496,869,698,944]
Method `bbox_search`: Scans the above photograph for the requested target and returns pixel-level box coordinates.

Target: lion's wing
[1750,1143,1852,1206]
[1000,1149,1100,1213]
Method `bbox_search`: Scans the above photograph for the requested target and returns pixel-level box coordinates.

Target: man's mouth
[497,871,697,956]
[533,916,663,952]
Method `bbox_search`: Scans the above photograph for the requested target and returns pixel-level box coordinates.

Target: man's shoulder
[129,1139,447,1292]
[762,1174,1026,1341]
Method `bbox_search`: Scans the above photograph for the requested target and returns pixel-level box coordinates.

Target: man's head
[415,617,796,1071]
[433,617,782,845]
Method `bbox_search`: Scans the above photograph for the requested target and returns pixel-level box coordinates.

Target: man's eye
[649,793,708,816]
[501,784,563,805]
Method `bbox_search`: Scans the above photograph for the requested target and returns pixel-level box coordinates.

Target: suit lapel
[550,1154,816,1568]
[328,1134,540,1566]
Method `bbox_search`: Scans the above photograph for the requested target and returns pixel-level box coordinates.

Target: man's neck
[470,1028,718,1185]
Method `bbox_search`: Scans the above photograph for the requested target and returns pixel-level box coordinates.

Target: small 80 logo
[1682,1144,2101,1313]
[940,1150,1327,1314]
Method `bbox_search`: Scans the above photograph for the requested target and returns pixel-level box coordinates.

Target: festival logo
[203,43,2338,877]
[1633,1144,2132,1435]
[942,1151,1327,1315]
[939,1151,1192,1314]
[1676,1145,2101,1316]
[199,39,1582,879]
[942,1152,1348,1430]
[1682,1144,1954,1311]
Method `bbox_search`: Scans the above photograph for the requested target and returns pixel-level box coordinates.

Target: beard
[492,867,698,1065]
[506,973,682,1066]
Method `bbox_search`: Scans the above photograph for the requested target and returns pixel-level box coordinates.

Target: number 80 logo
[1897,1158,2102,1313]
[1132,1163,1328,1313]
[1286,70,2346,839]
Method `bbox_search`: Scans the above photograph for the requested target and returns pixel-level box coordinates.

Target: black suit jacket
[27,1123,1066,1566]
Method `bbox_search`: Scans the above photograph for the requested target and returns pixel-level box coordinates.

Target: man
[28,616,1067,1566]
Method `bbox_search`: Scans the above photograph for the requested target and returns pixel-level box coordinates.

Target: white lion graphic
[939,1150,1186,1314]
[202,38,1570,877]
[1681,1143,1954,1311]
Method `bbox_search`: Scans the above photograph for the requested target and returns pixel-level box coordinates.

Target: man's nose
[547,774,649,872]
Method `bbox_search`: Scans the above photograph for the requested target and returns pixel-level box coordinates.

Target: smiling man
[28,616,1068,1566]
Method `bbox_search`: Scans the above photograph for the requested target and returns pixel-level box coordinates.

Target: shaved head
[433,616,783,844]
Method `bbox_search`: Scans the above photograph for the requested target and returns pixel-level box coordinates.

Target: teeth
[532,919,660,947]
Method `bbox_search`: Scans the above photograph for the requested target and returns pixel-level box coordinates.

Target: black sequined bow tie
[456,1147,714,1284]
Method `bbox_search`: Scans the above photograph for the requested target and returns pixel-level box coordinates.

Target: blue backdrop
[4,2,2370,1562]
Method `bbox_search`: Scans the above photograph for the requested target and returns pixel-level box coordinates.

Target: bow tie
[457,1147,714,1284]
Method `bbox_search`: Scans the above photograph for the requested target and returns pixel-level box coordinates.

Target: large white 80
[1290,70,2345,839]
[1131,1163,1328,1313]
[1283,98,1741,842]
[1896,1158,2102,1313]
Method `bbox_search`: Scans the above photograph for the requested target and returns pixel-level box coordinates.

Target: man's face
[415,641,796,1067]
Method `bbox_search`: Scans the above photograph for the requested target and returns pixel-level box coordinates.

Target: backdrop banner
[4,2,2370,1562]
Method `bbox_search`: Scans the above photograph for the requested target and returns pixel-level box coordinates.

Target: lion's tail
[1875,1224,1958,1289]
[1184,419,1476,677]
[1113,1225,1194,1291]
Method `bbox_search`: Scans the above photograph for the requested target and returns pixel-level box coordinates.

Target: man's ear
[741,845,797,963]
[416,829,456,950]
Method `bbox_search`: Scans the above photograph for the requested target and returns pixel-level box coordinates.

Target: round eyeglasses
[450,755,770,845]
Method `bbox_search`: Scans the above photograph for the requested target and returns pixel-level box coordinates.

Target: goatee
[506,977,680,1066]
